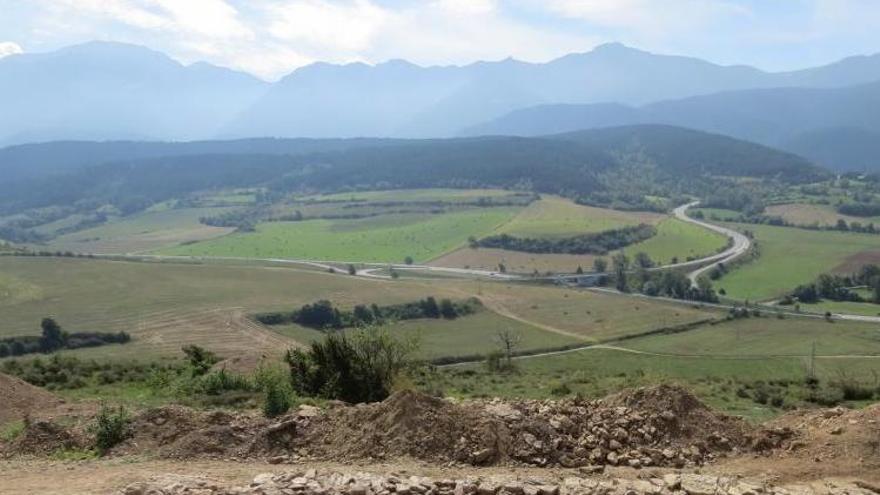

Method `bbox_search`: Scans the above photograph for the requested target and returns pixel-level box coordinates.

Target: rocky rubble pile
[293,386,750,468]
[121,469,880,495]
[3,386,754,468]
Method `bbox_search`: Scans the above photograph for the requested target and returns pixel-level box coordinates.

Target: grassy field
[429,247,600,274]
[495,196,663,239]
[0,257,724,362]
[159,208,519,263]
[765,203,880,227]
[432,216,729,273]
[428,308,880,419]
[40,208,236,254]
[272,310,581,360]
[690,208,741,221]
[799,299,880,317]
[302,188,519,202]
[715,223,880,301]
[624,315,880,356]
[0,257,482,359]
[469,283,719,342]
[625,217,728,264]
[427,347,880,420]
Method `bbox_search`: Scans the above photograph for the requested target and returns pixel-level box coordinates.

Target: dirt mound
[117,406,268,459]
[0,386,763,469]
[8,420,88,455]
[0,372,64,426]
[294,389,497,463]
[290,386,751,468]
[764,404,880,468]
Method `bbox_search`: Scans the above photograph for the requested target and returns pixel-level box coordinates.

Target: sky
[0,0,878,80]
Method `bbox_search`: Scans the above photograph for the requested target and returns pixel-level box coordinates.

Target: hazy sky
[0,0,878,80]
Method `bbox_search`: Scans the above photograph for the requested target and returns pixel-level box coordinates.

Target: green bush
[91,404,130,454]
[286,327,416,403]
[197,369,253,395]
[263,380,292,418]
[484,350,515,373]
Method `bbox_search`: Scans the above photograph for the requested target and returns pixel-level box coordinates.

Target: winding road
[671,201,752,285]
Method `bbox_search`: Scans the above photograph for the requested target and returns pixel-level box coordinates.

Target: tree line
[602,251,718,303]
[474,224,656,255]
[0,318,131,358]
[254,297,481,330]
[784,264,880,305]
[837,203,880,217]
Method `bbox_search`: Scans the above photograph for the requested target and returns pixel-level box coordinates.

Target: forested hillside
[0,125,825,219]
[466,82,880,171]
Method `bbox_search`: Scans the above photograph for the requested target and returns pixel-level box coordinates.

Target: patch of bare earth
[0,372,65,425]
[718,404,880,483]
[832,251,880,274]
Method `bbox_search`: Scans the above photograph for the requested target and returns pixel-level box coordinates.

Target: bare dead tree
[495,328,522,368]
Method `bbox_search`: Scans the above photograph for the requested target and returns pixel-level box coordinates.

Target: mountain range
[466,81,880,171]
[0,42,268,145]
[3,41,880,157]
[0,42,880,138]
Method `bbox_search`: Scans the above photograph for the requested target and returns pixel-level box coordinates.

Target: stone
[537,486,559,495]
[253,473,276,486]
[472,448,496,464]
[486,403,523,422]
[476,484,499,495]
[502,484,524,495]
[679,474,718,495]
[348,484,368,495]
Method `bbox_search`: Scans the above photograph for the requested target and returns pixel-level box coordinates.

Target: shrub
[263,380,292,418]
[286,328,416,403]
[182,345,219,376]
[484,350,516,373]
[91,404,130,454]
[197,369,253,395]
[808,386,845,407]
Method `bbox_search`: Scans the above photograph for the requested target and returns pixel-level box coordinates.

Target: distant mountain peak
[56,40,173,60]
[591,41,634,53]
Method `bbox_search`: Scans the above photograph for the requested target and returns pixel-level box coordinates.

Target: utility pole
[809,341,817,380]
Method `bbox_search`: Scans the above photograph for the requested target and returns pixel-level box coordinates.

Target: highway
[670,201,752,285]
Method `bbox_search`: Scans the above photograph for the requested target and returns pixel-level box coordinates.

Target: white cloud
[152,0,252,38]
[265,0,389,53]
[543,0,749,24]
[365,2,594,66]
[539,0,750,36]
[46,0,167,30]
[0,41,23,58]
[433,0,498,15]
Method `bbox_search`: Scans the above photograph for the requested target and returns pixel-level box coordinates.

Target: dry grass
[765,203,880,227]
[428,247,599,274]
[447,282,720,342]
